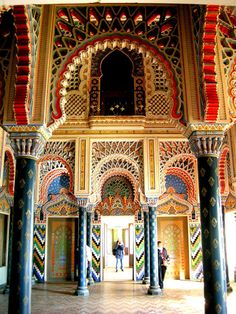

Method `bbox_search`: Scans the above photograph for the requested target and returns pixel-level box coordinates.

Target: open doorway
[157,216,190,280]
[101,215,134,281]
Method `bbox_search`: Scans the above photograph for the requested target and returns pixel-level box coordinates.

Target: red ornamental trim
[202,5,220,122]
[219,145,229,195]
[52,34,180,124]
[13,6,30,124]
[5,150,15,196]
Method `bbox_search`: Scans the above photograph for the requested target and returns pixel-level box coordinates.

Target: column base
[142,277,150,284]
[147,285,162,295]
[74,286,89,296]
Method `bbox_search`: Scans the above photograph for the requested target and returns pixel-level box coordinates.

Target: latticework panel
[218,6,236,76]
[147,93,170,117]
[65,92,87,117]
[91,141,144,194]
[50,5,184,124]
[27,5,42,116]
[135,224,144,281]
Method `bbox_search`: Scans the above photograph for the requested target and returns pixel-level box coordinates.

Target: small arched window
[100,50,134,115]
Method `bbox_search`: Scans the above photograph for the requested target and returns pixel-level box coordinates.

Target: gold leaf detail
[208,177,215,187]
[201,187,207,197]
[207,157,213,166]
[19,179,26,188]
[28,169,34,179]
[200,168,206,177]
[211,217,217,228]
[212,238,219,248]
[25,209,31,219]
[204,229,210,238]
[213,259,220,270]
[203,207,208,217]
[27,189,32,199]
[210,197,216,207]
[18,199,24,209]
[17,220,23,230]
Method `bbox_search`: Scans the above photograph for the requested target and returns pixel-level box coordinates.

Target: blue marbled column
[147,206,161,295]
[86,211,94,286]
[8,157,36,314]
[75,207,89,296]
[143,211,150,284]
[198,156,227,313]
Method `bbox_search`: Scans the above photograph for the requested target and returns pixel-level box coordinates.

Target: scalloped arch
[38,155,74,201]
[165,167,196,202]
[49,35,179,131]
[99,169,139,203]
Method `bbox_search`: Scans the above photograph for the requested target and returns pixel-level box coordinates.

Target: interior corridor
[1,280,236,314]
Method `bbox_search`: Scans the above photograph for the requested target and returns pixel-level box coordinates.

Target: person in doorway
[86,245,92,280]
[157,240,170,289]
[115,239,124,272]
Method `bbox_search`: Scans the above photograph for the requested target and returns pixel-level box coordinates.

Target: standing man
[115,239,124,272]
[157,240,170,289]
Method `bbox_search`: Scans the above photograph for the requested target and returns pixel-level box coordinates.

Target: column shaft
[147,206,161,295]
[75,207,89,296]
[143,211,150,284]
[8,157,36,314]
[198,156,227,313]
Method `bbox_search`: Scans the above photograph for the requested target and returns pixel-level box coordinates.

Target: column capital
[188,129,225,158]
[6,125,51,159]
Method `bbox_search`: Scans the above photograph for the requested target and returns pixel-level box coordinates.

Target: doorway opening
[157,216,190,280]
[101,215,134,281]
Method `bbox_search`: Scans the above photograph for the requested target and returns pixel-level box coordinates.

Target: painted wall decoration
[47,218,75,281]
[33,224,46,282]
[92,225,101,282]
[135,224,144,281]
[96,175,139,215]
[189,223,203,280]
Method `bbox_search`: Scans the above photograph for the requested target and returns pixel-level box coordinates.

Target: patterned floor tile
[0,280,235,313]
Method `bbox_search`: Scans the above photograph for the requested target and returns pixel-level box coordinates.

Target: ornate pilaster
[8,131,47,314]
[147,205,161,295]
[142,208,150,284]
[87,210,94,286]
[75,206,89,296]
[189,130,227,314]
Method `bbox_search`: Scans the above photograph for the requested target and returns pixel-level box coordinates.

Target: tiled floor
[1,279,236,314]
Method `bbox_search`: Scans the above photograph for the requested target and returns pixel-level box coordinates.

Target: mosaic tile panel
[135,224,144,281]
